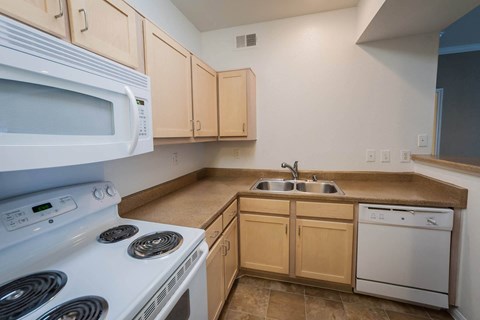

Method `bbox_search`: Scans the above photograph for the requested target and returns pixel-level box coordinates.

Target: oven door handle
[125,85,140,154]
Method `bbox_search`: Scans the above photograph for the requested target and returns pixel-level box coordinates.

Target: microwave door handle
[125,86,140,154]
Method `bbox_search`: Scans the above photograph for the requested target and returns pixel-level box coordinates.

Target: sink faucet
[281,161,299,180]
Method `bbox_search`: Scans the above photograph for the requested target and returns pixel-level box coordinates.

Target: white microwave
[0,15,153,172]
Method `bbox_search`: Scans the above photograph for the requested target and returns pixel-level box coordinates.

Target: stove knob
[93,188,105,200]
[106,186,116,197]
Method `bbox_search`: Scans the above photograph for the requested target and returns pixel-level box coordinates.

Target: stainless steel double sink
[252,178,344,195]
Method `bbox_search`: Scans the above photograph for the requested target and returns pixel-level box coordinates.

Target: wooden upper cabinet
[144,20,193,138]
[67,0,139,68]
[192,56,218,137]
[0,0,68,38]
[218,69,256,140]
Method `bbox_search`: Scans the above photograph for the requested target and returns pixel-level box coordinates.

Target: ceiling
[170,0,360,32]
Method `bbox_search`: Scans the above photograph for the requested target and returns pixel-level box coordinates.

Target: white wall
[0,1,206,200]
[356,0,385,40]
[201,8,438,171]
[415,163,480,320]
[125,0,202,55]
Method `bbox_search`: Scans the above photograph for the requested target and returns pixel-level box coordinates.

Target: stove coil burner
[36,296,108,320]
[97,225,139,243]
[0,271,67,320]
[128,231,183,259]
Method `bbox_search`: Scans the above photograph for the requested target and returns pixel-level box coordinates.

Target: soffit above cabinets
[170,0,359,32]
[357,0,480,43]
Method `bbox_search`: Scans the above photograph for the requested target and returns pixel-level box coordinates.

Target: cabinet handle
[210,230,220,239]
[242,122,246,132]
[298,226,301,237]
[225,239,231,252]
[55,0,64,19]
[79,8,89,32]
[285,224,288,235]
[222,244,228,256]
[196,120,201,131]
[190,120,194,131]
[230,210,236,217]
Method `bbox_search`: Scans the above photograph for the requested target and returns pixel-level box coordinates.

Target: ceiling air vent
[235,33,257,49]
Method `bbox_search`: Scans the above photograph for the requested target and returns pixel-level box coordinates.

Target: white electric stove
[0,181,208,320]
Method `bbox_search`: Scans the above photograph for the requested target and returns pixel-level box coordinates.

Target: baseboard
[449,307,468,320]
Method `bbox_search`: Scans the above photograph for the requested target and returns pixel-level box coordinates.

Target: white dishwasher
[356,204,453,308]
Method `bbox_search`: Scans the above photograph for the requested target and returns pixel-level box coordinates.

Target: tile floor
[219,276,453,320]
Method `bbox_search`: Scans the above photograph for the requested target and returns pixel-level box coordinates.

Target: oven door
[156,242,208,320]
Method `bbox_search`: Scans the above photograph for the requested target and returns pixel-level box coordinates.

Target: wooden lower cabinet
[207,238,225,320]
[223,218,239,295]
[240,214,289,274]
[296,219,353,284]
[206,218,238,320]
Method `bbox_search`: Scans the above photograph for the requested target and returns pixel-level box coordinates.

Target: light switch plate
[381,150,391,163]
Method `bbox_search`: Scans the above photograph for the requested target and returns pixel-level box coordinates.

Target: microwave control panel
[1,196,78,231]
[137,99,148,138]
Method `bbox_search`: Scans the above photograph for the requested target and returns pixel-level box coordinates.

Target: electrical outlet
[381,150,391,163]
[400,150,411,162]
[417,134,428,147]
[172,152,179,166]
[233,148,240,159]
[366,149,376,162]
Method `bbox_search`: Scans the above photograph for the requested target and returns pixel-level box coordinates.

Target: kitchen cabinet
[144,20,193,138]
[192,56,218,137]
[207,235,225,320]
[145,21,218,141]
[239,197,354,284]
[296,219,353,284]
[206,201,239,320]
[239,198,289,274]
[218,69,257,140]
[223,217,238,297]
[0,0,68,38]
[67,0,139,69]
[295,201,354,284]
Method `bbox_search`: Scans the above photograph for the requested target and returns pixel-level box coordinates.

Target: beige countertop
[122,176,257,229]
[121,169,467,229]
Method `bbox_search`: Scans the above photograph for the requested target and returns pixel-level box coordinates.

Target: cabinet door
[67,0,139,68]
[224,218,238,296]
[296,219,353,284]
[240,214,289,274]
[192,56,218,137]
[207,238,225,320]
[144,20,193,138]
[218,70,247,137]
[0,0,67,38]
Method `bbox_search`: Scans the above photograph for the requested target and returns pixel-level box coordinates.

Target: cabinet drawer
[240,198,290,216]
[222,200,238,228]
[296,202,353,220]
[205,215,223,248]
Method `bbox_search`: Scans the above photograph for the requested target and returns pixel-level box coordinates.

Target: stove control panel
[1,195,78,231]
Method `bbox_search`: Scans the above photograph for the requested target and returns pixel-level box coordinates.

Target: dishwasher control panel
[359,204,453,230]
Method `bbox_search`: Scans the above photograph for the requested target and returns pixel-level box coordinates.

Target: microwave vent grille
[0,16,148,90]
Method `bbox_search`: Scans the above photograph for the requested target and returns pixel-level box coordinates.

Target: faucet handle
[312,174,318,182]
